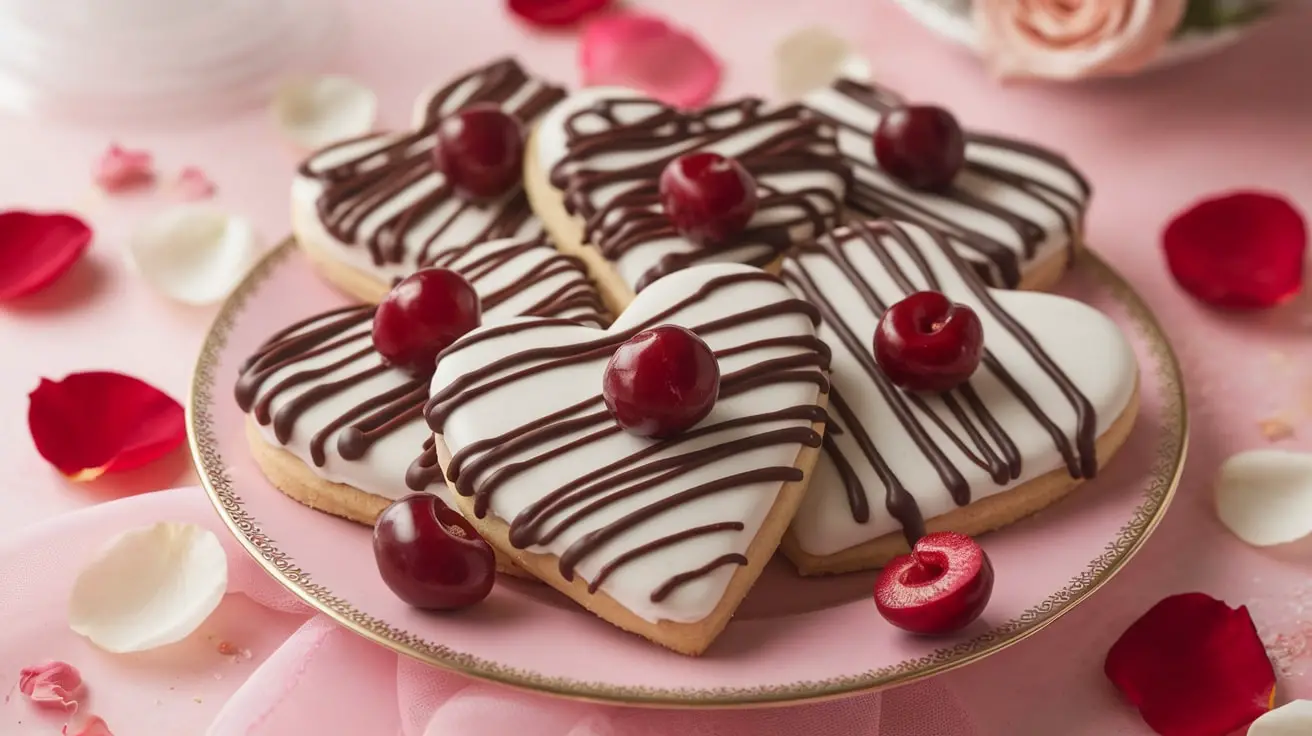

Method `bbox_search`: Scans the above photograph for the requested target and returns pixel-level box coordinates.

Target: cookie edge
[431,393,830,656]
[780,375,1140,575]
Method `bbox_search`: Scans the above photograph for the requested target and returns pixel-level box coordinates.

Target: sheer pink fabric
[0,487,977,735]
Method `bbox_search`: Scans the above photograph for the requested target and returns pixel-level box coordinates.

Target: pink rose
[975,0,1188,80]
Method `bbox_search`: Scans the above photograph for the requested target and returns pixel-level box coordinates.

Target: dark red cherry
[874,532,994,634]
[658,152,758,246]
[433,103,525,199]
[873,105,966,192]
[874,291,984,392]
[373,493,496,610]
[602,324,720,438]
[373,268,481,377]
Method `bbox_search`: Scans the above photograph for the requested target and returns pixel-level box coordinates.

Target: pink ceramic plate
[189,240,1186,707]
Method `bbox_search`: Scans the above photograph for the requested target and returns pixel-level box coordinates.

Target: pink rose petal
[18,661,82,711]
[579,11,721,109]
[174,166,217,201]
[63,715,113,736]
[93,144,155,193]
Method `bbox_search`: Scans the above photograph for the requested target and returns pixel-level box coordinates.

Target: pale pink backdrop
[0,0,1310,734]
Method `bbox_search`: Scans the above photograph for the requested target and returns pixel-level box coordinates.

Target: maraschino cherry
[873,105,966,192]
[373,268,481,377]
[433,103,525,200]
[602,324,720,438]
[373,493,496,610]
[874,531,994,634]
[659,152,758,246]
[874,291,983,392]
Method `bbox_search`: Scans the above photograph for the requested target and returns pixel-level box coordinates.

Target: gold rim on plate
[188,239,1188,708]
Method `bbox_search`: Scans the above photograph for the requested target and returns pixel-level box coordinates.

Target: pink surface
[199,242,1176,698]
[0,0,1310,733]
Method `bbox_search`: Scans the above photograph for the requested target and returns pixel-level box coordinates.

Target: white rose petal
[1250,700,1312,735]
[1215,449,1312,547]
[127,206,259,305]
[68,522,228,654]
[773,27,870,100]
[271,75,377,151]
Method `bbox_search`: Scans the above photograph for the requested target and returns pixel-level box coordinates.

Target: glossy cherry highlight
[603,324,720,438]
[874,532,993,635]
[433,103,525,200]
[874,291,984,392]
[659,152,758,246]
[373,268,481,377]
[873,105,966,192]
[373,493,496,611]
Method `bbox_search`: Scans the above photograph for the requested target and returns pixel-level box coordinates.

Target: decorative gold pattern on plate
[188,239,1187,708]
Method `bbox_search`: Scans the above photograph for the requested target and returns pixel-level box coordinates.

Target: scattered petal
[271,76,377,151]
[1105,592,1276,736]
[127,205,259,305]
[1259,417,1295,442]
[1216,449,1312,547]
[0,211,93,301]
[68,522,227,654]
[173,167,216,201]
[28,372,185,482]
[508,0,611,27]
[63,715,114,736]
[92,144,155,193]
[1251,700,1312,735]
[579,11,721,109]
[773,26,870,100]
[1163,191,1307,310]
[17,661,82,711]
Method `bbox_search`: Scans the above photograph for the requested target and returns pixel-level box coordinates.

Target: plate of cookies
[189,57,1186,707]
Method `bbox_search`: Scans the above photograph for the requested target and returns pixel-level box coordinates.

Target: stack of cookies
[235,57,1139,655]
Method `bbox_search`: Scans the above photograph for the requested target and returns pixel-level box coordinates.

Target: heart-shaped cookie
[424,263,830,655]
[524,87,850,314]
[779,220,1138,575]
[236,234,607,530]
[291,57,566,302]
[803,77,1090,291]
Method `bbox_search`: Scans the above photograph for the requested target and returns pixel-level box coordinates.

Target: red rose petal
[579,11,722,109]
[28,371,186,482]
[508,0,611,26]
[0,211,93,301]
[1163,191,1307,310]
[1105,592,1276,736]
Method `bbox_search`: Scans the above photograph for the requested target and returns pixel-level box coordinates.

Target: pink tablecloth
[1,1,1310,733]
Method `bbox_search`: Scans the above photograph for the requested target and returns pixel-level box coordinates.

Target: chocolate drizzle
[236,235,608,492]
[548,96,850,292]
[781,220,1098,546]
[425,269,830,603]
[805,79,1091,289]
[296,58,566,269]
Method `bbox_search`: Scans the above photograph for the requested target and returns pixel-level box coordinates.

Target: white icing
[430,263,825,624]
[248,236,604,503]
[782,221,1137,557]
[290,71,557,285]
[536,87,848,292]
[802,80,1089,286]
